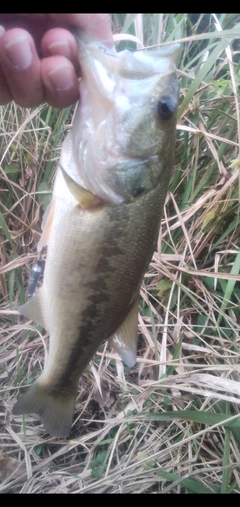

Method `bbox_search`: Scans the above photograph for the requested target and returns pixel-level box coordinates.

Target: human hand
[0,14,113,108]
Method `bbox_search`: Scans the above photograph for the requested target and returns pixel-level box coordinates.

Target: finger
[0,25,12,104]
[48,14,114,47]
[41,28,80,76]
[41,55,79,109]
[0,28,43,107]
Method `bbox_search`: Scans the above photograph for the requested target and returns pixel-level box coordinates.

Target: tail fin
[12,379,76,438]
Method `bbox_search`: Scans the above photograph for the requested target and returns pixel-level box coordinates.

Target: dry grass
[1,14,240,493]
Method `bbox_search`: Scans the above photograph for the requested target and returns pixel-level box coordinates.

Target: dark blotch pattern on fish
[49,180,170,393]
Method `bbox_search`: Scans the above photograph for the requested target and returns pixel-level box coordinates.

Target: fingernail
[47,62,75,91]
[48,40,71,59]
[4,34,32,70]
[0,26,5,37]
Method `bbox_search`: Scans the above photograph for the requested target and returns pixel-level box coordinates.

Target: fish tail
[12,378,77,438]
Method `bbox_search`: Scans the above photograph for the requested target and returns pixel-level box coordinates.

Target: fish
[12,31,179,438]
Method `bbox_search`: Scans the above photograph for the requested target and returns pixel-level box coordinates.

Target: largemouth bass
[13,31,179,437]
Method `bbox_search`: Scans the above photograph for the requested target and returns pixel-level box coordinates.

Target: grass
[1,13,240,493]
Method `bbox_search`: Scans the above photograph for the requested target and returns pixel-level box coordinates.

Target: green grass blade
[0,210,18,257]
[178,39,232,118]
[217,249,240,325]
[158,470,220,493]
[143,410,240,428]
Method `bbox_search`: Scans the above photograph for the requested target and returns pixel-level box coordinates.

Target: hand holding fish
[0,13,113,108]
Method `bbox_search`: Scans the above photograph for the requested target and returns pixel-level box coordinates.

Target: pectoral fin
[59,164,102,209]
[18,288,46,329]
[110,299,139,368]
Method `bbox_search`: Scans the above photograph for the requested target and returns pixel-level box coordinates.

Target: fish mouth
[75,32,180,98]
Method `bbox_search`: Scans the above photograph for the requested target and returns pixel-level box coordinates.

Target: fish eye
[157,96,176,121]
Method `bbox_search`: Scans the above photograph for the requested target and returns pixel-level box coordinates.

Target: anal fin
[18,288,46,329]
[110,299,139,368]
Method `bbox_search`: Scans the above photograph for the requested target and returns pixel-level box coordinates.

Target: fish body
[13,32,179,437]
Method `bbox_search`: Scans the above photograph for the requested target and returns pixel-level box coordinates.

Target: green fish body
[13,32,179,437]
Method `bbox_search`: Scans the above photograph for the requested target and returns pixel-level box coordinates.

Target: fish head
[60,32,179,205]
